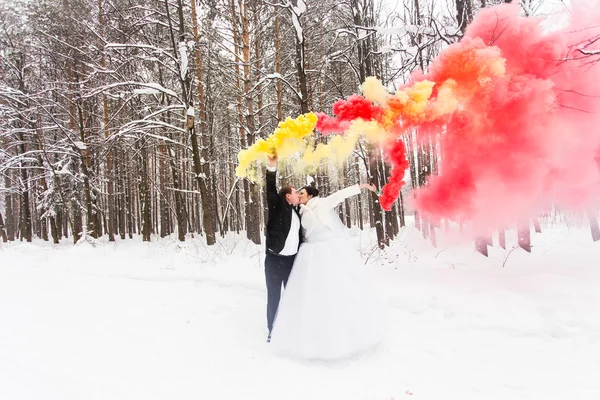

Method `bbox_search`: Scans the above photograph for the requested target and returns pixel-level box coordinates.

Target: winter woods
[1,0,599,252]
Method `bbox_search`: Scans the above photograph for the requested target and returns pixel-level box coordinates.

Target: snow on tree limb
[105,43,177,61]
[288,0,305,44]
[178,42,189,80]
[84,82,179,99]
[578,48,600,55]
[252,73,302,100]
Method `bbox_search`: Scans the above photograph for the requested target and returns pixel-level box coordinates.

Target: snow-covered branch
[84,82,180,99]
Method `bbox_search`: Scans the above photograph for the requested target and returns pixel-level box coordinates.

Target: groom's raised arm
[265,156,279,210]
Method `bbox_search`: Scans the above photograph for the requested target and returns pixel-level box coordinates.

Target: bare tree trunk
[368,150,386,249]
[498,228,506,249]
[134,172,141,235]
[353,0,385,245]
[406,134,421,231]
[241,0,261,245]
[354,155,364,230]
[383,160,397,241]
[75,99,98,239]
[163,0,188,241]
[291,0,309,114]
[173,0,198,241]
[0,211,7,242]
[159,144,170,238]
[235,182,242,234]
[253,0,267,236]
[36,163,57,243]
[190,0,216,245]
[399,192,406,227]
[587,209,600,242]
[66,58,83,243]
[125,151,134,239]
[455,0,474,34]
[18,133,32,242]
[49,214,59,244]
[430,134,439,176]
[140,140,152,242]
[338,162,348,228]
[518,222,532,252]
[166,125,187,240]
[274,5,283,121]
[63,209,70,239]
[533,217,542,233]
[475,237,488,256]
[104,117,116,239]
[56,207,65,239]
[230,0,250,239]
[32,193,42,240]
[210,162,222,236]
[429,222,437,247]
[55,210,63,241]
[152,151,159,236]
[99,0,115,242]
[390,203,400,236]
[382,192,393,244]
[5,176,15,241]
[72,195,83,244]
[367,181,375,228]
[417,138,431,237]
[118,148,126,240]
[421,217,430,239]
[225,115,238,236]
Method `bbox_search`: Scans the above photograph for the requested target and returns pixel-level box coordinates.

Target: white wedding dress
[269,185,385,360]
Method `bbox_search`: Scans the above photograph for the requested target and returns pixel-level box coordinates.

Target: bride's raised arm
[322,183,377,209]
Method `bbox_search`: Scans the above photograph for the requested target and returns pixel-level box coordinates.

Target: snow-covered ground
[1,218,599,400]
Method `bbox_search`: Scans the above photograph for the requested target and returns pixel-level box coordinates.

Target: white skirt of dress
[269,232,385,360]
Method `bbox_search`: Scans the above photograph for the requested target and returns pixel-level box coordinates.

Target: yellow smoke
[362,76,389,104]
[235,77,463,180]
[298,130,361,172]
[235,112,318,179]
[296,118,393,172]
[430,79,459,119]
[400,80,435,118]
[348,119,388,144]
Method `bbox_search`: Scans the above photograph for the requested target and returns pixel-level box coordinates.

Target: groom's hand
[267,154,278,168]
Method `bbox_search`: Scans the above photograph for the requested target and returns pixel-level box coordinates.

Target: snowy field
[1,218,600,400]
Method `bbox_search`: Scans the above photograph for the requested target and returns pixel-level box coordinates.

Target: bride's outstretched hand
[359,183,377,192]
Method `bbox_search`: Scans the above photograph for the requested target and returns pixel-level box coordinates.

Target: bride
[269,175,385,360]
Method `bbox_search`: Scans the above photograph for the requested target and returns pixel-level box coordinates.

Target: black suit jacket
[265,169,302,255]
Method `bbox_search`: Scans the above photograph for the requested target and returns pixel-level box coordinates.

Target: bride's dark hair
[302,182,319,197]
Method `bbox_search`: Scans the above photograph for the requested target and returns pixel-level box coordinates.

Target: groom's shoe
[267,334,271,343]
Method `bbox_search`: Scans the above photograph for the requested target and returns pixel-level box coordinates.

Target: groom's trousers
[265,252,295,334]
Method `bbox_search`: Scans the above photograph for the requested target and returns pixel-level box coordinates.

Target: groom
[264,155,301,342]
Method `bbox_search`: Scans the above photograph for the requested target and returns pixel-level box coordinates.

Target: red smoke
[315,112,351,135]
[332,95,383,121]
[314,3,600,234]
[380,140,410,211]
[411,3,600,233]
